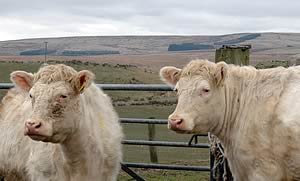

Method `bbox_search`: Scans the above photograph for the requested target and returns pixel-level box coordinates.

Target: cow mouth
[169,126,192,134]
[168,124,192,134]
[168,124,195,134]
[26,133,48,141]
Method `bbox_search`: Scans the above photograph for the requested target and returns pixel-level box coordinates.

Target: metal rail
[120,118,168,124]
[121,164,145,181]
[122,140,210,148]
[0,83,13,89]
[123,162,210,172]
[98,84,174,91]
[0,83,173,91]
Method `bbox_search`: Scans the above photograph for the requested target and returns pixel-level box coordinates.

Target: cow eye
[173,88,178,93]
[201,88,210,94]
[60,95,68,99]
[29,94,33,98]
[203,88,210,93]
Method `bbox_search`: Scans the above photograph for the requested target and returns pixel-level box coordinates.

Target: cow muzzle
[168,115,185,131]
[24,118,53,141]
[24,120,47,141]
[25,120,41,135]
[24,119,49,141]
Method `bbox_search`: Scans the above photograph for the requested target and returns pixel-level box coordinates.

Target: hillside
[1,33,300,69]
[1,33,300,55]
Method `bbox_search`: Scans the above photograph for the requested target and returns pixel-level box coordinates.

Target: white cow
[160,59,300,181]
[0,64,123,181]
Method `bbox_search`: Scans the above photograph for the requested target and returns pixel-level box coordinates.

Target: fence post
[211,45,251,181]
[215,45,251,66]
[148,124,158,163]
[296,59,300,66]
[148,123,158,163]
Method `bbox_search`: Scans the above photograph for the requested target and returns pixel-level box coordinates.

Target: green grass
[0,61,161,84]
[115,104,175,119]
[0,61,210,180]
[0,62,41,82]
[118,169,209,181]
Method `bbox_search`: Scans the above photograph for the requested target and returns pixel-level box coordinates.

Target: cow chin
[168,125,193,134]
[27,134,48,142]
[28,133,66,143]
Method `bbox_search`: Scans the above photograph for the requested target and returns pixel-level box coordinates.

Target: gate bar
[121,163,145,181]
[123,162,210,172]
[0,83,173,91]
[120,118,168,124]
[122,140,209,148]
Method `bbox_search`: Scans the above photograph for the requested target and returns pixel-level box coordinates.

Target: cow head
[160,60,228,134]
[10,64,95,143]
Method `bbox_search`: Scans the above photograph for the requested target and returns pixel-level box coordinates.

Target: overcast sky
[0,0,300,41]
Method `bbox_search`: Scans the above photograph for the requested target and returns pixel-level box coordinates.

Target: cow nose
[168,115,184,130]
[25,120,42,135]
[170,118,183,125]
[26,121,42,129]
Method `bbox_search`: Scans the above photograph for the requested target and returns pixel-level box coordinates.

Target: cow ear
[214,62,228,86]
[160,66,181,86]
[10,71,34,92]
[72,70,95,94]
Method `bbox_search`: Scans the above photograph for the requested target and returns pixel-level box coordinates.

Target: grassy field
[0,61,210,180]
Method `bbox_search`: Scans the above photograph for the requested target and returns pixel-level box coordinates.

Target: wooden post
[148,123,158,163]
[296,59,300,66]
[215,45,251,65]
[211,44,251,181]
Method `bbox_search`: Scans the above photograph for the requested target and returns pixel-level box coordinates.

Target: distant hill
[1,33,300,56]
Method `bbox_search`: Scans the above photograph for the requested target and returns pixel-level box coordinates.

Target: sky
[0,0,300,41]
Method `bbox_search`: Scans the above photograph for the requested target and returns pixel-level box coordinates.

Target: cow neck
[214,69,251,147]
[60,118,89,176]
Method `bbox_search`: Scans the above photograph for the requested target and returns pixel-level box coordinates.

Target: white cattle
[160,60,300,181]
[0,64,123,181]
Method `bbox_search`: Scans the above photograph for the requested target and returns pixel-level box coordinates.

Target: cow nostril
[35,122,42,129]
[177,119,183,124]
[170,118,184,125]
[26,121,42,129]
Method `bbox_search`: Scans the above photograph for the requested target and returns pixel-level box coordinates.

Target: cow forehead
[177,76,210,88]
[31,81,72,95]
[176,77,210,94]
[33,64,77,84]
[180,60,215,77]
